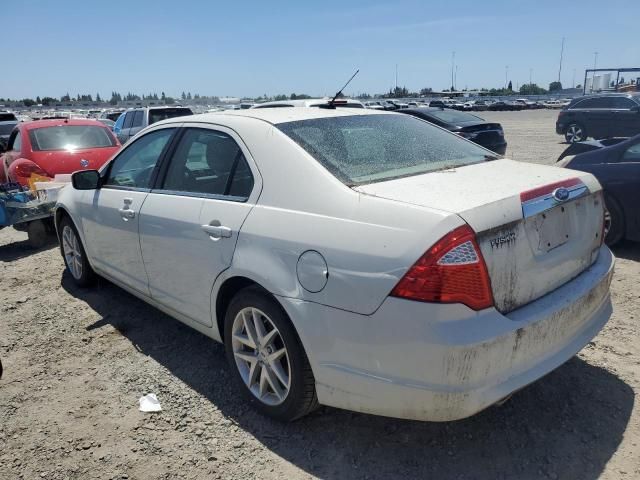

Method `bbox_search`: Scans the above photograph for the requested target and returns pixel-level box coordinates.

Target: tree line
[0,81,582,108]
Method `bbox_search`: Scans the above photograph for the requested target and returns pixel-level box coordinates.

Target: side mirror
[72,170,101,190]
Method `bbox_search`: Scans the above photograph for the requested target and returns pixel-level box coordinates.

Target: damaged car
[55,108,614,422]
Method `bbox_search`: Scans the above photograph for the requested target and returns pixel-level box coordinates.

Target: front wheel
[565,123,587,143]
[59,217,96,287]
[224,287,318,421]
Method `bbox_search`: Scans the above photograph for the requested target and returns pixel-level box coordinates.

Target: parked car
[115,106,193,144]
[100,109,125,122]
[0,112,18,153]
[0,119,120,186]
[252,98,365,109]
[56,108,613,423]
[398,107,507,154]
[556,93,640,143]
[558,134,640,245]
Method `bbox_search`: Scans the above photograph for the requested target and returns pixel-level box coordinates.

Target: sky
[2,0,639,99]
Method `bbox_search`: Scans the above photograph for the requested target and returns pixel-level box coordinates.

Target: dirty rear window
[277,114,492,185]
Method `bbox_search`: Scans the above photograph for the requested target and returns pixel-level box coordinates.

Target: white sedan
[55,108,614,422]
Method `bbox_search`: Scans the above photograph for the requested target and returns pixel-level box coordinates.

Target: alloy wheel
[231,307,291,406]
[566,125,583,143]
[62,225,83,280]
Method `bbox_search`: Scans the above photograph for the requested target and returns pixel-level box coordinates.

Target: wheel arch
[215,276,270,342]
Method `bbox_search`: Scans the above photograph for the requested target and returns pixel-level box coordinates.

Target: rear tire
[604,194,625,246]
[565,123,587,143]
[224,286,318,422]
[58,216,96,287]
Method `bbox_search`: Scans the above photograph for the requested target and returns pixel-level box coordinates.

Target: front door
[80,127,177,295]
[139,126,259,326]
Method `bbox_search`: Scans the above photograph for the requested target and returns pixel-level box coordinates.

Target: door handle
[118,208,136,220]
[201,224,232,239]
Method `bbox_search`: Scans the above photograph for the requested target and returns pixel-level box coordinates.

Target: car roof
[252,98,363,108]
[580,92,640,99]
[19,118,111,130]
[156,106,392,127]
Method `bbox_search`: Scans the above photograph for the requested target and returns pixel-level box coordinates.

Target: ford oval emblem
[80,159,89,168]
[553,187,570,202]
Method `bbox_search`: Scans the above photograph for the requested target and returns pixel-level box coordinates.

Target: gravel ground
[1,109,639,480]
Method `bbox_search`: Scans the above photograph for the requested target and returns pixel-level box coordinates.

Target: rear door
[610,97,640,137]
[139,124,259,326]
[80,126,177,294]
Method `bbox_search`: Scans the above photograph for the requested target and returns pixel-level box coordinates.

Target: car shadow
[611,240,640,261]
[62,274,634,480]
[0,233,58,262]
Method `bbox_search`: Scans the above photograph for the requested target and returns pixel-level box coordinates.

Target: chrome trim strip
[522,184,588,218]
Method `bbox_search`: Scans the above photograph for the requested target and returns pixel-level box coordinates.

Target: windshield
[277,114,492,185]
[428,109,481,124]
[148,108,193,125]
[29,125,116,151]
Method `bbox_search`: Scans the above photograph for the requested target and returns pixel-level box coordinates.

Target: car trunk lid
[354,159,604,313]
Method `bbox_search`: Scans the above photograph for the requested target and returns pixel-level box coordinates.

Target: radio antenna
[326,69,359,108]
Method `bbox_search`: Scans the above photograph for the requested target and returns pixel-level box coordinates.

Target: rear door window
[573,97,614,109]
[132,110,144,127]
[160,128,253,199]
[610,97,636,109]
[122,112,134,129]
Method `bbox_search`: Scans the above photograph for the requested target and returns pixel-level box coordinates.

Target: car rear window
[148,108,193,125]
[29,125,116,151]
[0,113,17,121]
[277,114,492,186]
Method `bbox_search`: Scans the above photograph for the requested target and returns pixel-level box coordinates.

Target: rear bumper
[278,246,615,421]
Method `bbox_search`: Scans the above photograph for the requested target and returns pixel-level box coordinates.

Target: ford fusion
[55,109,614,422]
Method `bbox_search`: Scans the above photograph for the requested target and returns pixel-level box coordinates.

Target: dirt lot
[1,109,639,480]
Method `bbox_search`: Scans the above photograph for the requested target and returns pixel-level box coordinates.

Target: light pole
[558,37,565,84]
[529,68,533,87]
[505,65,509,90]
[451,51,456,91]
[593,51,598,71]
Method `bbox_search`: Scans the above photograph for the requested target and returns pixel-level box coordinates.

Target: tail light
[13,162,48,179]
[390,224,494,310]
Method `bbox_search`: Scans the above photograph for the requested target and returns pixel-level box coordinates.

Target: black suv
[556,93,640,143]
[0,111,18,152]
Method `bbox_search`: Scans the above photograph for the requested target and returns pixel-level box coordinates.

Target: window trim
[150,125,256,203]
[101,125,180,192]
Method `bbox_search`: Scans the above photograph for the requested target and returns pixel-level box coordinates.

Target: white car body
[55,108,614,421]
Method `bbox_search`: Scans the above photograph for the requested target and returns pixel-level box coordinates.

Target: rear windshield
[29,125,116,151]
[148,108,193,125]
[277,114,492,186]
[0,122,17,135]
[427,109,481,124]
[0,113,17,121]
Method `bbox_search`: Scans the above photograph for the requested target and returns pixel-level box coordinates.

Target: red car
[0,119,120,186]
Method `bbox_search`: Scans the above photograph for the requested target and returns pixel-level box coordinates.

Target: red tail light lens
[13,162,48,178]
[390,224,494,310]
